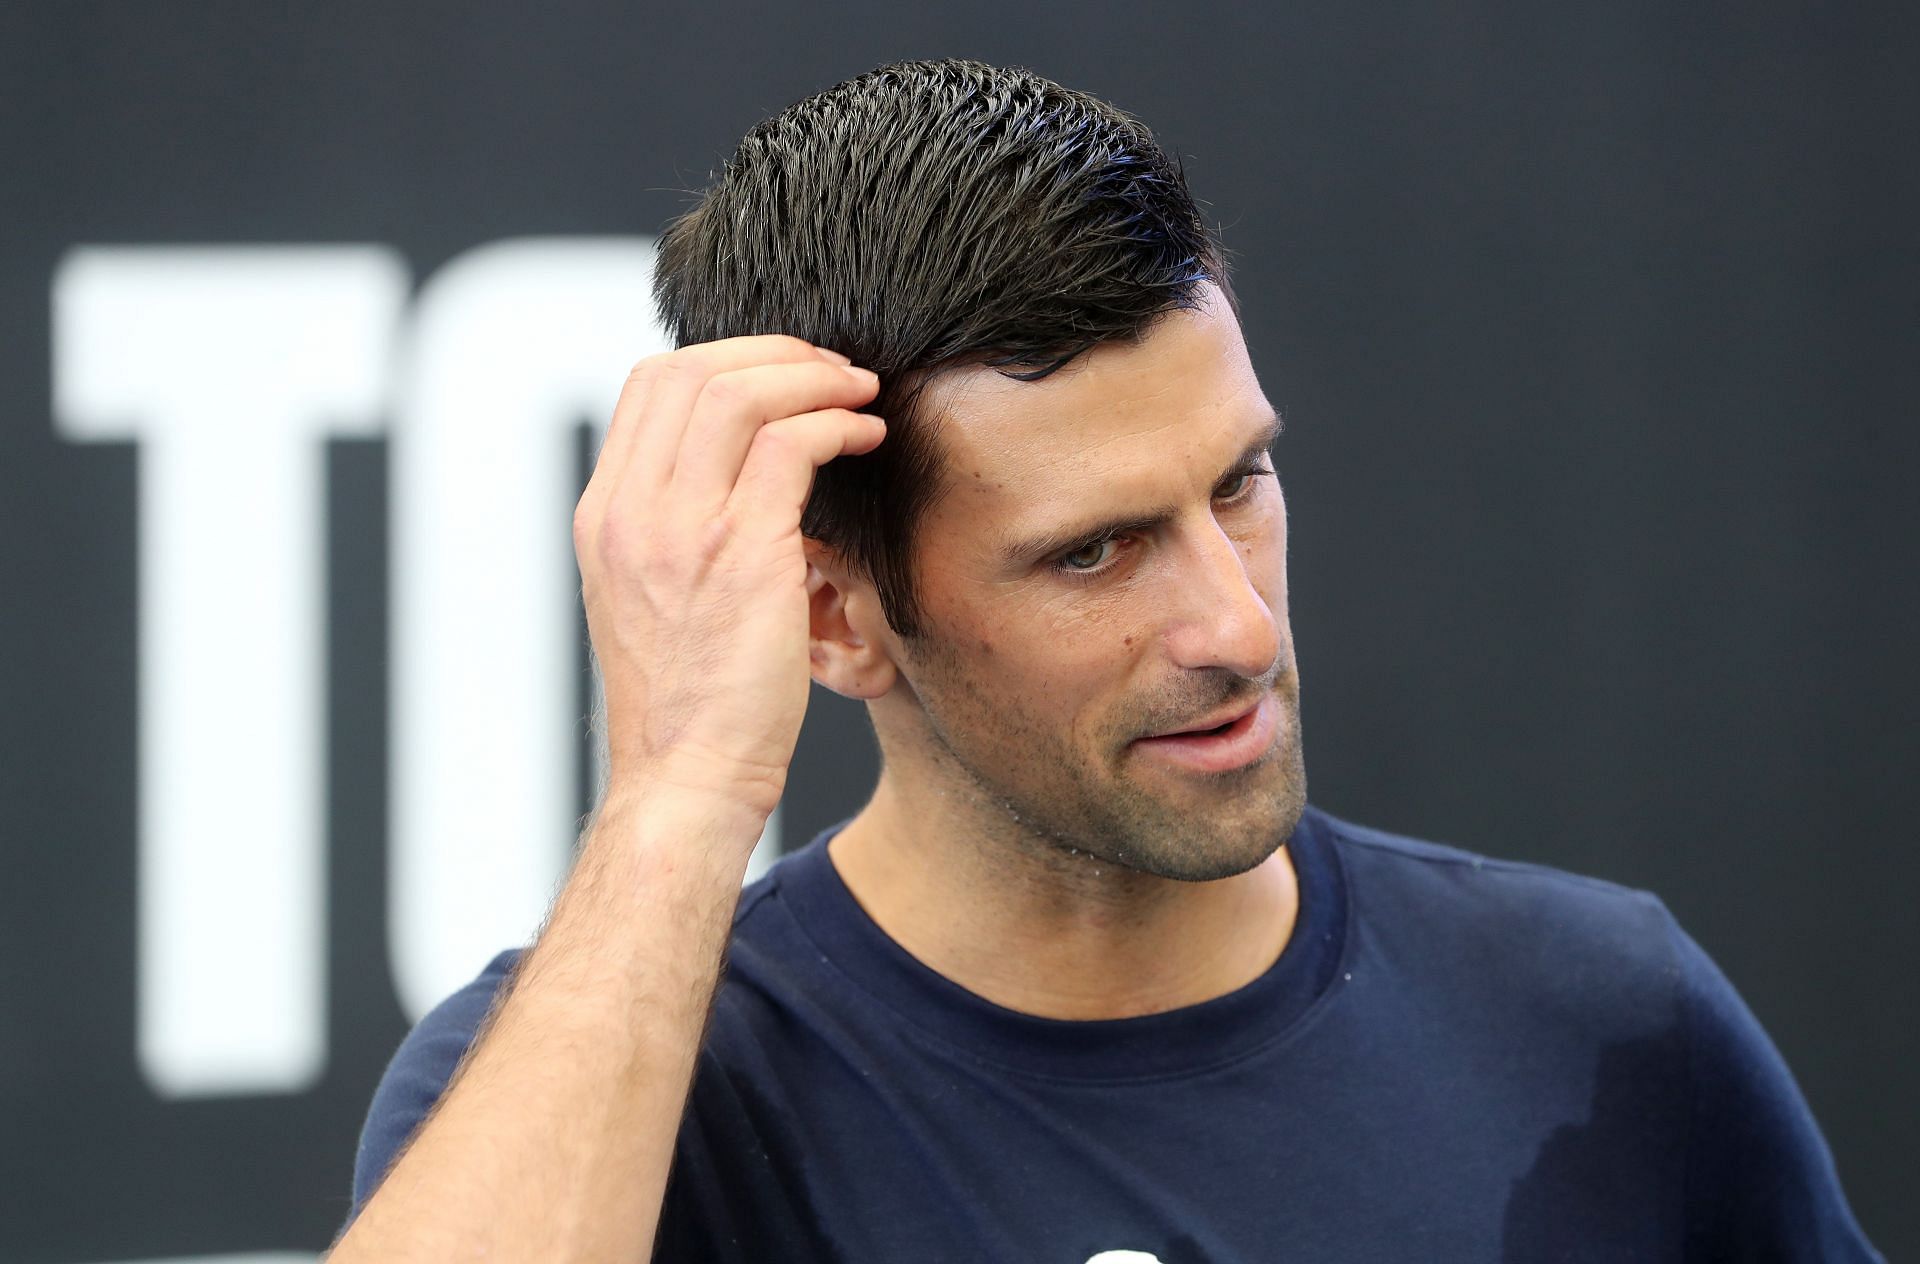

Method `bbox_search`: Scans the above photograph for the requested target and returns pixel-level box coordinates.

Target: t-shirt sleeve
[1663,911,1884,1262]
[346,950,522,1227]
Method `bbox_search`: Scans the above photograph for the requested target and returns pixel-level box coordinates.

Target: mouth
[1130,694,1278,775]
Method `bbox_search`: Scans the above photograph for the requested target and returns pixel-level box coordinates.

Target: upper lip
[1142,697,1260,740]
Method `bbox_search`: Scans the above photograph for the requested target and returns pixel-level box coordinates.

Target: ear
[804,541,898,700]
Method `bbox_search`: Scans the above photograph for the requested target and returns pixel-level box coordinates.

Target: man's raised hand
[572,335,884,830]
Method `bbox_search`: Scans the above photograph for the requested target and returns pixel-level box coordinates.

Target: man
[333,60,1881,1262]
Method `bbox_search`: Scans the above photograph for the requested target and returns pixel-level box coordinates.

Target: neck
[827,770,1300,1021]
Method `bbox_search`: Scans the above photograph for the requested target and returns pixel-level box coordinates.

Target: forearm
[333,331,879,1259]
[330,788,763,1262]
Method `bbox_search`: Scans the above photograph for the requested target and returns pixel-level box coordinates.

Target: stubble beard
[899,637,1310,883]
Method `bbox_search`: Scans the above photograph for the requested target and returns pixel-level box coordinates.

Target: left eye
[1059,538,1117,571]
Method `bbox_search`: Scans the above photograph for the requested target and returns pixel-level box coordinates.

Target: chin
[1154,803,1303,881]
[1095,758,1308,883]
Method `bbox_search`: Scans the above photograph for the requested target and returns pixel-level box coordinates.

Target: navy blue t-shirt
[350,806,1882,1261]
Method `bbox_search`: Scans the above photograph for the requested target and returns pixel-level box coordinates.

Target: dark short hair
[653,58,1236,637]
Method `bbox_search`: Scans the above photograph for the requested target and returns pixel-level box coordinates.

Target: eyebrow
[996,413,1284,567]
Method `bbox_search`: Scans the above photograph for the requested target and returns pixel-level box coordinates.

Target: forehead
[918,287,1269,546]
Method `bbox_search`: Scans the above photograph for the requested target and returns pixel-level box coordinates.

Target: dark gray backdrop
[2,3,1913,1261]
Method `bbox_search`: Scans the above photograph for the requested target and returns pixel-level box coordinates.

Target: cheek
[1232,503,1290,605]
[1251,536,1289,606]
[913,565,1155,744]
[972,637,1127,753]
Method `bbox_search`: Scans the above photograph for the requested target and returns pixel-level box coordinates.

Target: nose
[1160,517,1281,680]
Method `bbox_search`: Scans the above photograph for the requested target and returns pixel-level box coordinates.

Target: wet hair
[652,58,1236,637]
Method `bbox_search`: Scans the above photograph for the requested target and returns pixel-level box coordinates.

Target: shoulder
[1304,805,1684,1027]
[1309,803,1673,935]
[345,865,792,1222]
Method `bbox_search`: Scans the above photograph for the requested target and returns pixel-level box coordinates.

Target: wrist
[602,742,787,819]
[589,777,774,870]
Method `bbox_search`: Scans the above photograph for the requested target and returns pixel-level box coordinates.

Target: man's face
[881,283,1306,881]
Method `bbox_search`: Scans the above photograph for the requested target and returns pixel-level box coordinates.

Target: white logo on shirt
[1086,1253,1165,1264]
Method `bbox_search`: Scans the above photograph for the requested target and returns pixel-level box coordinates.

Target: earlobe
[805,554,898,700]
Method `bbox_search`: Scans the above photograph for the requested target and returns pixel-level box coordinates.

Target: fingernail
[815,346,852,365]
[842,365,878,385]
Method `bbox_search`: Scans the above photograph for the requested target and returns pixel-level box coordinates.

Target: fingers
[728,409,888,523]
[629,338,853,491]
[583,335,834,518]
[673,360,880,502]
[577,334,883,571]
